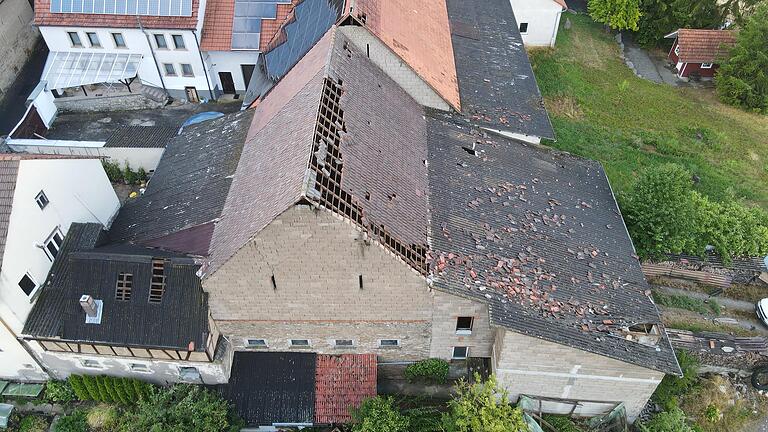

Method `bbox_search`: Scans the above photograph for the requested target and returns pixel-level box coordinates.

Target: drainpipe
[137,16,169,96]
[192,29,216,102]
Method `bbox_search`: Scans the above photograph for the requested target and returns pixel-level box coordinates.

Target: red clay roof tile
[34,0,200,29]
[674,29,737,63]
[314,354,377,424]
[200,0,297,51]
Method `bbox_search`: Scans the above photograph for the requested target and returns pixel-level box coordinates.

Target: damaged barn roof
[426,113,679,375]
[445,0,555,140]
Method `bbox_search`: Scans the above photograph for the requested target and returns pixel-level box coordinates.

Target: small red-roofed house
[666,29,737,80]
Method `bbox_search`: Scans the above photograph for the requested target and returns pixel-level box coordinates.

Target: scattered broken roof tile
[34,0,200,29]
[314,354,377,424]
[671,29,737,63]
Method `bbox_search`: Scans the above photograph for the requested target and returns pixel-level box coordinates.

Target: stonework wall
[429,290,495,359]
[493,331,665,421]
[204,205,434,361]
[0,0,38,97]
[54,93,164,113]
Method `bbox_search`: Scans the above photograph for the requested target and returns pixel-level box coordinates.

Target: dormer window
[149,260,166,303]
[35,191,49,210]
[115,273,133,301]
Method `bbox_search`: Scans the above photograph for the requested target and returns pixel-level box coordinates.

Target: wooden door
[218,72,236,94]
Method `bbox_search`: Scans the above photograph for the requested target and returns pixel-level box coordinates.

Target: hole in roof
[388,194,397,201]
[462,146,478,156]
[364,192,371,200]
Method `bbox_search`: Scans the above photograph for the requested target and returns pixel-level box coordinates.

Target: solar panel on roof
[49,0,193,16]
[231,0,292,50]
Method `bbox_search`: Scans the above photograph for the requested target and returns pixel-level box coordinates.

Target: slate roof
[314,354,377,424]
[23,223,210,350]
[446,0,555,140]
[426,113,679,375]
[34,0,200,29]
[109,110,253,255]
[0,160,19,270]
[200,0,298,51]
[668,29,737,63]
[103,126,177,149]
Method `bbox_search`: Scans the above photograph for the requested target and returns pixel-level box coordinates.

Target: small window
[335,339,354,347]
[154,34,168,49]
[452,346,469,359]
[674,44,680,55]
[80,359,101,368]
[115,273,133,301]
[18,274,36,296]
[701,63,714,69]
[246,339,267,348]
[179,366,200,381]
[456,317,474,335]
[163,63,176,76]
[130,363,150,373]
[44,229,64,260]
[181,63,194,77]
[290,339,310,347]
[112,32,126,48]
[86,32,101,48]
[68,32,82,47]
[35,190,49,209]
[379,339,399,347]
[519,22,529,34]
[172,34,185,49]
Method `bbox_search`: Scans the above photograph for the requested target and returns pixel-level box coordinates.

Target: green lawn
[530,15,768,208]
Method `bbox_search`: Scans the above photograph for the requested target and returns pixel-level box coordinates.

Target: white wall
[0,159,119,334]
[27,83,58,128]
[205,50,260,93]
[7,140,165,172]
[510,0,564,47]
[0,323,48,381]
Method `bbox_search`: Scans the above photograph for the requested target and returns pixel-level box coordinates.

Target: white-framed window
[130,363,151,373]
[68,31,82,47]
[80,359,101,368]
[701,63,714,69]
[35,190,49,210]
[163,63,176,76]
[172,34,185,49]
[44,228,64,261]
[181,64,194,77]
[519,22,529,34]
[18,273,37,296]
[246,339,267,348]
[456,317,473,335]
[379,339,400,347]
[290,339,310,347]
[334,339,354,347]
[674,44,680,55]
[112,32,126,48]
[452,346,469,359]
[86,32,101,48]
[154,34,168,49]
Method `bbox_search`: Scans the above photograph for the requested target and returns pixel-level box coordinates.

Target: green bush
[123,163,138,186]
[67,375,90,401]
[442,374,527,432]
[652,291,720,316]
[542,414,584,432]
[351,396,410,432]
[54,410,88,432]
[68,375,150,405]
[638,407,696,432]
[136,167,148,184]
[652,350,700,411]
[45,380,76,404]
[405,358,450,384]
[17,415,49,432]
[102,160,123,183]
[79,375,101,401]
[87,404,119,431]
[95,376,112,403]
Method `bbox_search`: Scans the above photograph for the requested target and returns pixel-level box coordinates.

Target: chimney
[80,295,97,317]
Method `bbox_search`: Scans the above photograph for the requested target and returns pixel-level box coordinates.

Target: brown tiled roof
[674,29,737,63]
[0,160,19,270]
[353,0,461,111]
[314,354,377,424]
[34,0,200,29]
[199,0,297,51]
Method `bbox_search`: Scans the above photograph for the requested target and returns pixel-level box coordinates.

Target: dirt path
[654,284,757,312]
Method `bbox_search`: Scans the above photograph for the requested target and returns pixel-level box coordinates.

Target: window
[44,229,64,260]
[115,273,133,301]
[163,63,176,76]
[86,32,101,47]
[130,363,150,373]
[80,359,101,368]
[154,34,168,49]
[334,339,354,347]
[456,317,474,335]
[452,346,469,359]
[18,274,36,296]
[290,339,310,347]
[172,34,185,49]
[179,366,200,381]
[68,32,82,47]
[519,22,529,34]
[181,63,194,77]
[701,63,714,69]
[674,44,680,55]
[35,190,49,210]
[379,339,400,347]
[149,259,166,303]
[112,32,126,48]
[246,339,267,348]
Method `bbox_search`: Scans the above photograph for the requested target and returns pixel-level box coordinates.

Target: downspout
[137,16,169,95]
[192,29,216,101]
[551,8,563,48]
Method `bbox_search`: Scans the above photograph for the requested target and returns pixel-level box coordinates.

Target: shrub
[652,350,699,411]
[123,163,138,186]
[136,167,148,184]
[69,375,151,405]
[79,375,101,401]
[638,407,696,432]
[45,380,76,404]
[86,404,119,431]
[405,359,450,384]
[350,396,409,432]
[542,414,584,432]
[17,415,49,432]
[95,376,112,403]
[442,374,527,432]
[54,410,88,432]
[67,375,90,401]
[102,160,123,183]
[589,0,641,30]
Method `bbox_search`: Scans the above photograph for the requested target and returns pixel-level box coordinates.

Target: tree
[441,375,527,432]
[351,396,410,432]
[589,0,642,31]
[636,0,725,47]
[715,3,768,113]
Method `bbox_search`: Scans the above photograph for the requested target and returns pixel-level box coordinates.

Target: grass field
[530,14,768,208]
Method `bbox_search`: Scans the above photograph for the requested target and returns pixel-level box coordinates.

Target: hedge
[67,375,153,405]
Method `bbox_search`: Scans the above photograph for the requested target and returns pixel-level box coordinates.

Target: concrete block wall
[430,290,495,359]
[339,26,451,112]
[0,0,38,96]
[493,330,664,422]
[54,93,164,113]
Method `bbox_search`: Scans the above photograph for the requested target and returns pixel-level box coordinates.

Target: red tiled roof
[674,29,737,63]
[34,0,200,29]
[314,354,377,424]
[553,0,567,9]
[200,0,297,51]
